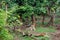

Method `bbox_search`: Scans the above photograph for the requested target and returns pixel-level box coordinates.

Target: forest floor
[12,26,55,40]
[51,30,60,40]
[50,24,60,40]
[13,24,60,40]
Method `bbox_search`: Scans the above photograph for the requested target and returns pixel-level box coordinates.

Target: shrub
[0,9,13,40]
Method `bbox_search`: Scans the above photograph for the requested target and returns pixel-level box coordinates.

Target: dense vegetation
[0,0,60,40]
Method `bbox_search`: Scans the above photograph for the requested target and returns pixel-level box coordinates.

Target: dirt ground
[50,24,60,40]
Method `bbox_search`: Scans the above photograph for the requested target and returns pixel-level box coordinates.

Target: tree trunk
[6,4,8,13]
[46,16,53,26]
[32,15,36,26]
[46,7,55,26]
[46,9,55,26]
[42,15,45,25]
[0,3,2,8]
[20,14,23,22]
[5,4,8,25]
[31,14,36,30]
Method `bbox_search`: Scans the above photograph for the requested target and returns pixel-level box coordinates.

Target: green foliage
[0,26,13,40]
[0,9,13,40]
[0,9,7,26]
[0,0,17,10]
[15,0,60,19]
[16,5,33,14]
[7,7,22,26]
